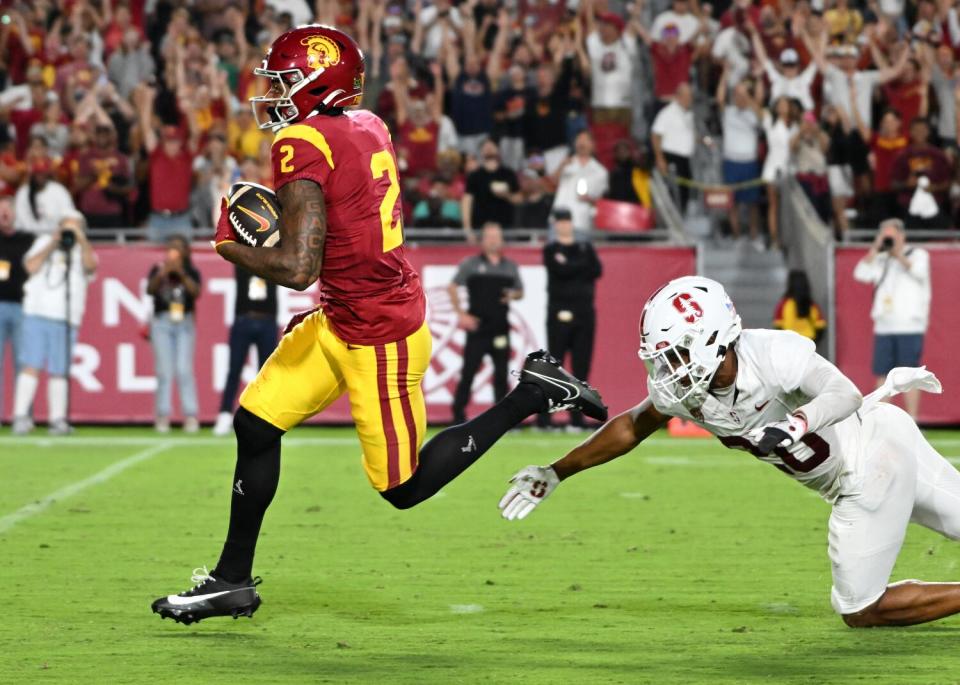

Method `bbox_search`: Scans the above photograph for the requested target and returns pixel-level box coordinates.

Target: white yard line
[0,442,172,535]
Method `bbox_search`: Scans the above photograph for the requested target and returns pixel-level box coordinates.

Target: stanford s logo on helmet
[251,25,365,130]
[638,276,742,408]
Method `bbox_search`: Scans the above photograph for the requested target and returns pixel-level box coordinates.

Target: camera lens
[881,237,894,251]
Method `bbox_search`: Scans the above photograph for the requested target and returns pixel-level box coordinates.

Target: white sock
[13,372,39,419]
[48,377,68,424]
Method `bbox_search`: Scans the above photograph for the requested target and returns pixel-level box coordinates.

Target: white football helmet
[637,276,742,408]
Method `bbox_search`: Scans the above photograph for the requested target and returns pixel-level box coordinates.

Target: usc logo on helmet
[301,35,341,70]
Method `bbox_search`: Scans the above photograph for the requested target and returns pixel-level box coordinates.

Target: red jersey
[271,109,425,345]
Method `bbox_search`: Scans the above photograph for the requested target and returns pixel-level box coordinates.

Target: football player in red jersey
[151,25,607,624]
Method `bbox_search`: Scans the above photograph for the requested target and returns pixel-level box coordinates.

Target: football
[227,181,281,248]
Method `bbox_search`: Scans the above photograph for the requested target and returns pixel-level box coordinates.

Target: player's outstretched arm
[216,179,326,291]
[499,399,669,520]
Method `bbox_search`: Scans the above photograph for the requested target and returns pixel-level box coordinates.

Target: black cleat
[518,350,608,422]
[151,567,262,625]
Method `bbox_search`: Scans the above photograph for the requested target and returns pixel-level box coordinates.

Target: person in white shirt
[500,275,960,629]
[13,157,76,235]
[812,41,908,132]
[651,83,696,211]
[762,96,800,249]
[717,64,763,241]
[853,219,931,419]
[416,0,463,60]
[12,212,98,435]
[651,0,702,44]
[711,21,751,86]
[751,23,817,111]
[550,131,610,236]
[583,6,639,113]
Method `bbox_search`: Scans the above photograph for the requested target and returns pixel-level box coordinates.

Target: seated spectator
[13,157,76,235]
[651,84,696,212]
[774,270,826,343]
[868,110,908,223]
[74,123,134,229]
[717,66,763,241]
[515,170,554,229]
[462,139,521,241]
[791,111,831,223]
[607,140,652,208]
[551,130,609,236]
[413,180,462,228]
[890,117,952,228]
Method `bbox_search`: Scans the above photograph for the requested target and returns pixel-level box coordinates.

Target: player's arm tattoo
[217,179,327,291]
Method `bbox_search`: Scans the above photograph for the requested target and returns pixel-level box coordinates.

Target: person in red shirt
[638,22,705,106]
[393,63,444,180]
[881,58,928,132]
[868,110,908,222]
[55,34,102,116]
[74,123,134,229]
[151,26,606,625]
[889,117,952,228]
[136,86,196,242]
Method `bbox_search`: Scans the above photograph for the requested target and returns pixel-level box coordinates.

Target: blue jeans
[0,301,23,420]
[219,315,278,412]
[151,312,198,418]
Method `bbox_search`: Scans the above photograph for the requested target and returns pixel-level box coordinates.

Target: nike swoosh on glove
[213,198,239,253]
[283,306,322,336]
[498,465,560,521]
[747,413,808,456]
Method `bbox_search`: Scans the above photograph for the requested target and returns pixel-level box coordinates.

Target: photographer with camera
[11,212,98,435]
[853,218,931,420]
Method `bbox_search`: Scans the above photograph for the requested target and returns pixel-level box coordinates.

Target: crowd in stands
[2,0,960,244]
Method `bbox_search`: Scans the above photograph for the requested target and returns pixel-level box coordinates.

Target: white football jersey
[648,329,864,502]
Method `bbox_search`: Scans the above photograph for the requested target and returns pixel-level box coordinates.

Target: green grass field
[3,426,960,684]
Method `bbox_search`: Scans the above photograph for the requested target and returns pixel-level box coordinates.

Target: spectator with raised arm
[444,8,495,158]
[394,62,445,180]
[761,96,801,250]
[525,39,578,175]
[582,0,640,167]
[136,85,197,241]
[749,21,817,112]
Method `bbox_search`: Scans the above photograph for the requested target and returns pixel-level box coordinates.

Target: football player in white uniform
[499,276,960,627]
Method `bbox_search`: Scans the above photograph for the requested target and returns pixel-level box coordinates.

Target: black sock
[382,382,544,509]
[214,408,284,583]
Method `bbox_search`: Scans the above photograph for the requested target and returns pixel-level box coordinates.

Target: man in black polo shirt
[538,208,602,430]
[0,196,34,424]
[461,140,521,242]
[448,222,523,425]
[213,265,279,436]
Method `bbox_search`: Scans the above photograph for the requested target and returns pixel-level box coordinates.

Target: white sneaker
[183,417,200,434]
[213,412,233,436]
[48,420,74,436]
[155,417,171,434]
[12,417,34,435]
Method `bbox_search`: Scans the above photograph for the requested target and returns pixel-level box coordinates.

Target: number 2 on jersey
[370,150,403,253]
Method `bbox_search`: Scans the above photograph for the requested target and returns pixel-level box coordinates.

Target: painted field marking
[0,442,172,534]
[449,604,484,614]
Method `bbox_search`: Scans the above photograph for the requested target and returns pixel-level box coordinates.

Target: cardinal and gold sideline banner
[834,246,960,425]
[1,244,696,424]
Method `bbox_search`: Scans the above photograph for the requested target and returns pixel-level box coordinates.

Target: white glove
[498,466,560,521]
[747,413,808,456]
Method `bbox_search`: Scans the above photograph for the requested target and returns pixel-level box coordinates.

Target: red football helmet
[251,25,365,130]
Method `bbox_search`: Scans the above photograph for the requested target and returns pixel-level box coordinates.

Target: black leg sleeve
[214,407,284,582]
